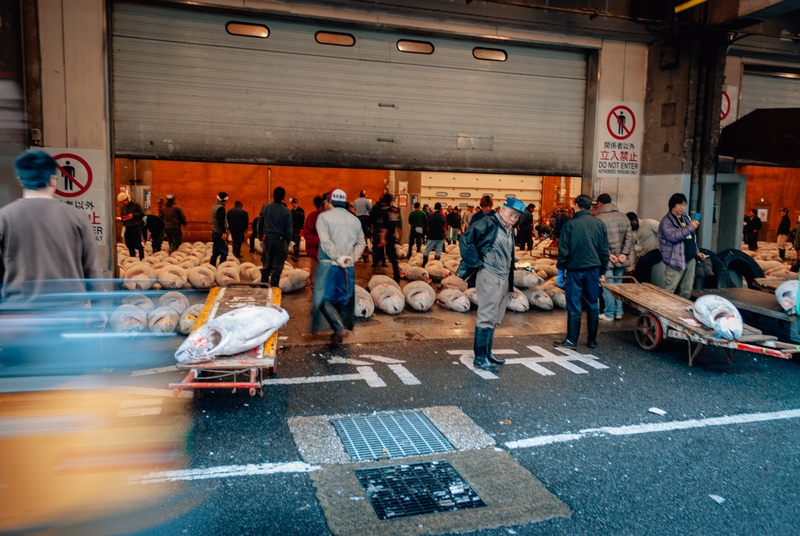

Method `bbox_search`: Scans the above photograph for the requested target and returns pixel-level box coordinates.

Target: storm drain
[355,460,486,520]
[332,411,454,461]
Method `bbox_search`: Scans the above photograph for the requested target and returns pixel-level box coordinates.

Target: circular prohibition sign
[606,105,636,141]
[53,153,93,198]
[720,91,731,121]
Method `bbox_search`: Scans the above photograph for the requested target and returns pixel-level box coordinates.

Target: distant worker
[144,209,165,253]
[461,205,475,230]
[227,200,249,258]
[446,207,462,245]
[354,190,372,258]
[555,194,610,350]
[312,189,366,345]
[777,207,791,261]
[258,186,293,286]
[0,150,103,302]
[422,202,447,268]
[161,194,187,252]
[658,193,706,299]
[457,198,526,372]
[517,203,535,252]
[595,193,633,321]
[302,196,324,285]
[209,192,229,266]
[374,193,401,282]
[743,208,762,252]
[469,195,494,227]
[289,198,305,262]
[118,191,145,260]
[408,202,427,254]
[626,212,660,283]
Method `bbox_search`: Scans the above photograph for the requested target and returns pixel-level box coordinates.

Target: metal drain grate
[332,411,454,461]
[356,460,486,520]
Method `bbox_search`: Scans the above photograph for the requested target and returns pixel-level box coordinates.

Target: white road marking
[120,398,163,408]
[262,367,387,388]
[133,461,320,484]
[457,354,499,380]
[117,406,162,418]
[359,354,405,364]
[506,408,800,449]
[387,364,421,385]
[328,357,373,366]
[130,365,179,377]
[357,366,387,388]
[451,347,607,378]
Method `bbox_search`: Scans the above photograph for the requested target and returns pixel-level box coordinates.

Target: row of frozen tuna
[355,275,567,317]
[108,291,204,335]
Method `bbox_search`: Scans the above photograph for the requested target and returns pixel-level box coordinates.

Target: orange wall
[117,161,390,242]
[740,165,800,242]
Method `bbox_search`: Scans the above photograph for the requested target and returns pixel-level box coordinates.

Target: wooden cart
[169,284,282,397]
[603,280,799,366]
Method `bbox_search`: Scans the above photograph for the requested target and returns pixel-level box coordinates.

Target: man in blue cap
[457,196,526,371]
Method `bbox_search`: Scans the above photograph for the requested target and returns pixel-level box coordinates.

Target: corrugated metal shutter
[112,3,588,174]
[740,71,800,118]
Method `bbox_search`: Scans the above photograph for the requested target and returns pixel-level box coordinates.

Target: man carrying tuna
[457,197,526,372]
[311,189,366,345]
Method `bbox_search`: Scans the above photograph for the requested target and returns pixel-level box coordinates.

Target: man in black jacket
[227,201,249,258]
[516,203,535,252]
[258,187,293,286]
[457,197,526,372]
[744,209,761,252]
[289,198,305,262]
[145,210,165,253]
[777,207,791,261]
[555,194,610,350]
[209,192,228,266]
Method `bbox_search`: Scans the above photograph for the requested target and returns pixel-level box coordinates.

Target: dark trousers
[261,234,288,286]
[409,230,423,253]
[230,230,245,257]
[518,229,533,251]
[291,230,301,260]
[165,228,182,252]
[150,230,164,253]
[564,267,601,314]
[745,233,758,251]
[210,231,228,265]
[249,232,256,253]
[385,235,400,281]
[634,250,661,284]
[124,225,144,260]
[372,231,385,267]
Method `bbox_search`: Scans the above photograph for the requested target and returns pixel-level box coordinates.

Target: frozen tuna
[178,303,205,335]
[437,288,471,313]
[403,281,436,312]
[121,294,154,315]
[148,306,180,334]
[187,265,216,289]
[355,285,375,318]
[370,283,404,315]
[216,264,241,287]
[507,288,530,312]
[775,280,798,315]
[427,266,450,283]
[692,294,743,341]
[123,263,157,291]
[159,291,190,315]
[279,268,310,293]
[175,305,290,364]
[514,270,545,289]
[368,275,400,291]
[440,276,468,292]
[109,304,147,334]
[524,289,553,311]
[464,287,479,308]
[542,286,567,309]
[404,266,430,283]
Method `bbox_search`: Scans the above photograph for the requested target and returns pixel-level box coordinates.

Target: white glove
[337,255,354,268]
[288,241,296,250]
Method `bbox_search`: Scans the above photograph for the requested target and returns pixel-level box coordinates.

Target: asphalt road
[133,328,800,536]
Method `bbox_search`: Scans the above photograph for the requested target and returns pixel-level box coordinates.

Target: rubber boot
[554,312,581,350]
[422,254,428,268]
[586,310,599,349]
[486,328,505,365]
[473,327,499,372]
[780,249,786,261]
[321,302,349,344]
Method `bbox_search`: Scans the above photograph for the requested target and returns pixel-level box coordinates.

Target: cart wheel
[635,313,662,351]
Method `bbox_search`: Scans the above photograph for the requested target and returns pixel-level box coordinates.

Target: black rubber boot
[321,302,349,344]
[587,311,599,349]
[422,254,428,268]
[473,327,499,372]
[554,312,581,350]
[486,328,505,365]
[780,249,786,261]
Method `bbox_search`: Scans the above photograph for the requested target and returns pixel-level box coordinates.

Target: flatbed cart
[169,284,282,397]
[603,279,800,366]
[693,286,800,344]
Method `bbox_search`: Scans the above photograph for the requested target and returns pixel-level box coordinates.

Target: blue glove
[557,269,566,288]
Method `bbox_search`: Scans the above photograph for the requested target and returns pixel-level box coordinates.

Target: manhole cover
[393,317,444,326]
[332,411,454,461]
[356,460,486,520]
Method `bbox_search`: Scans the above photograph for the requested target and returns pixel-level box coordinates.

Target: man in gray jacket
[595,193,634,321]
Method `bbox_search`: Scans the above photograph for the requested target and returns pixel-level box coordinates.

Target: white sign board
[720,86,739,129]
[595,101,644,180]
[42,147,109,249]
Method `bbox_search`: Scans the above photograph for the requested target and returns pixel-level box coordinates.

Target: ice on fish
[507,288,530,312]
[524,289,553,311]
[175,305,290,364]
[110,304,147,333]
[403,281,436,312]
[368,275,400,291]
[691,294,743,341]
[775,280,798,315]
[355,285,375,318]
[369,283,404,315]
[148,306,180,334]
[178,303,205,335]
[437,288,471,313]
[279,268,309,293]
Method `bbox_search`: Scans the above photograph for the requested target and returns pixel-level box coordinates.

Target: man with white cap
[118,191,145,260]
[457,197,526,371]
[209,191,229,266]
[312,188,366,345]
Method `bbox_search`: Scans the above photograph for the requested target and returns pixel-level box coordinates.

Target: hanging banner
[595,101,644,180]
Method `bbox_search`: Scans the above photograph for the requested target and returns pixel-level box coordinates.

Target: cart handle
[603,275,640,284]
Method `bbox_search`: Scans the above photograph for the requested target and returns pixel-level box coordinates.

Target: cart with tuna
[603,279,800,366]
[170,284,283,397]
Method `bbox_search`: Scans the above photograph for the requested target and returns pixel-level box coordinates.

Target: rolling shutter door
[112,3,588,174]
[740,71,800,118]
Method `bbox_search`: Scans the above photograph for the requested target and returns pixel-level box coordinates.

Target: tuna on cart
[603,278,800,366]
[169,284,286,397]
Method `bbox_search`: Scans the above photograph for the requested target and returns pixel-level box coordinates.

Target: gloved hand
[336,255,354,268]
[288,241,296,250]
[557,269,566,288]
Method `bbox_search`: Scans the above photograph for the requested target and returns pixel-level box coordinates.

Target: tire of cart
[635,312,662,351]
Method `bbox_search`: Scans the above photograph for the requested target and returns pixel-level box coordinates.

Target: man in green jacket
[407,203,427,254]
[555,194,610,350]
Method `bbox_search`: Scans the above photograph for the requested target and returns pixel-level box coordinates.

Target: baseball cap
[503,197,526,213]
[217,192,228,201]
[331,188,347,207]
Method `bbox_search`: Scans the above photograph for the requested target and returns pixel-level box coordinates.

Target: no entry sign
[53,153,93,198]
[596,101,644,180]
[607,106,636,140]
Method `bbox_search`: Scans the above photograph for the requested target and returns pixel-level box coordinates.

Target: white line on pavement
[133,461,321,484]
[506,408,800,449]
[262,367,387,388]
[359,354,405,364]
[387,364,421,385]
